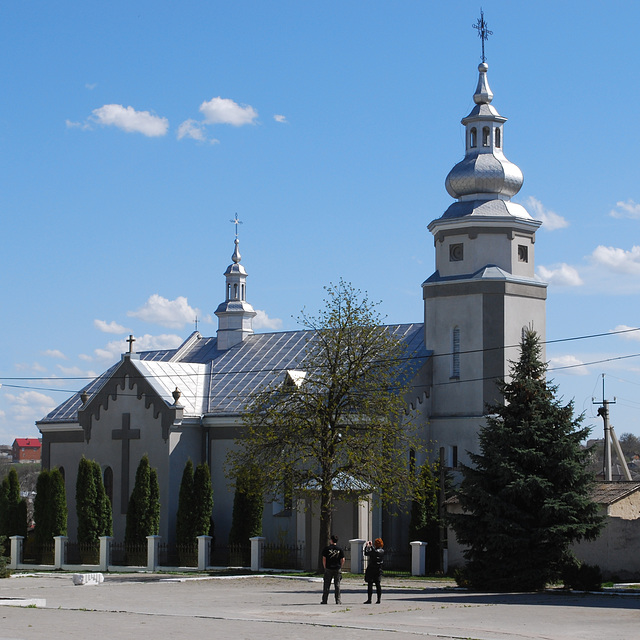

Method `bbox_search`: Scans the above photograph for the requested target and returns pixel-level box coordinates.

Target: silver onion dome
[445,62,523,202]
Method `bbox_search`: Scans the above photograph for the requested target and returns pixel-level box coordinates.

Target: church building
[37,57,546,560]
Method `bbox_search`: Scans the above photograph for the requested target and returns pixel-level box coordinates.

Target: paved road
[0,573,639,640]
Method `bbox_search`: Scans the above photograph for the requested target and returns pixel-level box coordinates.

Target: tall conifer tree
[450,329,604,591]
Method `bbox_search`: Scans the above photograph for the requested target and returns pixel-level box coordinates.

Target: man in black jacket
[321,534,345,604]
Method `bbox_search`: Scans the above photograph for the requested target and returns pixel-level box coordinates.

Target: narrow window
[104,467,113,505]
[241,284,245,300]
[451,327,460,379]
[482,126,490,146]
[495,127,501,148]
[470,127,477,148]
[233,283,238,299]
[227,283,231,300]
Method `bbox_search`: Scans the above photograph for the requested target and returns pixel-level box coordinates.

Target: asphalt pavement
[0,573,639,640]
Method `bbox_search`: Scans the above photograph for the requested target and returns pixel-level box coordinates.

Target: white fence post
[54,535,68,569]
[349,539,366,574]
[99,536,112,571]
[197,535,212,570]
[250,536,265,571]
[147,535,160,571]
[9,536,23,570]
[410,541,427,576]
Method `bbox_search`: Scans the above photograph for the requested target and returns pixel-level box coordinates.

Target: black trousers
[322,568,342,603]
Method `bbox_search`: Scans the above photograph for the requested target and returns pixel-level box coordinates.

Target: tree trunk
[317,483,333,572]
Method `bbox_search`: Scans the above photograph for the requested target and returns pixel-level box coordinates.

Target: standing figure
[363,538,384,604]
[321,534,345,604]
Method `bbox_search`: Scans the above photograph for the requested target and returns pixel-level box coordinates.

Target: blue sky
[2,1,640,445]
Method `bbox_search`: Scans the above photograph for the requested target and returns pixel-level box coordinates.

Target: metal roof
[39,323,429,423]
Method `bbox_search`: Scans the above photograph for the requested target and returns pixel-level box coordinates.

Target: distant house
[12,438,42,463]
[0,444,12,461]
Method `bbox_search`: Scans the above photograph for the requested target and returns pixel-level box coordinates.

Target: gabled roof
[13,438,41,448]
[38,323,430,424]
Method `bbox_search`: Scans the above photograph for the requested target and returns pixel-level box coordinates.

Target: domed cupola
[442,62,529,220]
[215,222,257,351]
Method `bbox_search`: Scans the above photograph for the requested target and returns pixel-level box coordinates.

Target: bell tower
[423,56,547,459]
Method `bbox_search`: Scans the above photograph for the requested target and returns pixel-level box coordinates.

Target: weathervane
[230,212,243,240]
[472,9,492,63]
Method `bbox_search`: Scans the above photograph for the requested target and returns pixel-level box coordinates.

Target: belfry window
[449,243,463,262]
[495,127,501,148]
[233,283,238,299]
[470,128,477,148]
[482,126,490,146]
[451,326,460,379]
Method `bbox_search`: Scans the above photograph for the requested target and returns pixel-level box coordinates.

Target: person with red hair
[363,538,384,604]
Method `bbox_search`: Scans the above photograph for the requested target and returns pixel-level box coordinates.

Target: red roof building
[12,438,42,463]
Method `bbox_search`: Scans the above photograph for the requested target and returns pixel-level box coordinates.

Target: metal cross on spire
[230,212,243,240]
[472,9,493,63]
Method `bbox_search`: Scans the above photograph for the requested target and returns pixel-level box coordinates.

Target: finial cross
[126,334,136,353]
[472,9,493,63]
[230,212,243,240]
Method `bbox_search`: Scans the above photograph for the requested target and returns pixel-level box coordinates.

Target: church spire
[214,218,256,351]
[443,62,524,206]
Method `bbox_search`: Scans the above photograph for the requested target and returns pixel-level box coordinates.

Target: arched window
[241,284,245,300]
[227,283,231,301]
[451,326,460,379]
[104,467,113,505]
[495,127,501,148]
[470,127,477,148]
[233,283,238,299]
[482,126,490,146]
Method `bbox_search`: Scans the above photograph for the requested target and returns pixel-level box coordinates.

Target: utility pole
[593,374,632,481]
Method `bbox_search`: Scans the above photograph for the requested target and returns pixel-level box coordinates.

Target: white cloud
[273,114,288,123]
[176,119,219,144]
[522,196,569,231]
[78,353,93,362]
[537,264,584,286]
[611,325,640,341]
[66,119,92,130]
[94,333,184,361]
[15,362,46,373]
[548,355,591,376]
[5,390,57,422]
[127,294,205,329]
[590,245,640,275]
[42,349,67,360]
[94,319,129,334]
[85,83,97,90]
[199,97,258,126]
[609,199,640,219]
[91,104,169,137]
[57,364,97,378]
[253,309,283,331]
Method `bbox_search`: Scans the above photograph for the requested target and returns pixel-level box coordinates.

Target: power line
[2,325,639,384]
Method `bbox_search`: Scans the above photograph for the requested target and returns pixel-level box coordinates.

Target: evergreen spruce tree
[91,461,112,537]
[229,465,263,544]
[49,468,68,538]
[125,456,160,545]
[76,458,99,544]
[193,463,213,538]
[4,469,27,540]
[0,476,9,542]
[450,329,604,591]
[126,456,151,545]
[175,460,194,546]
[148,467,160,536]
[33,469,51,546]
